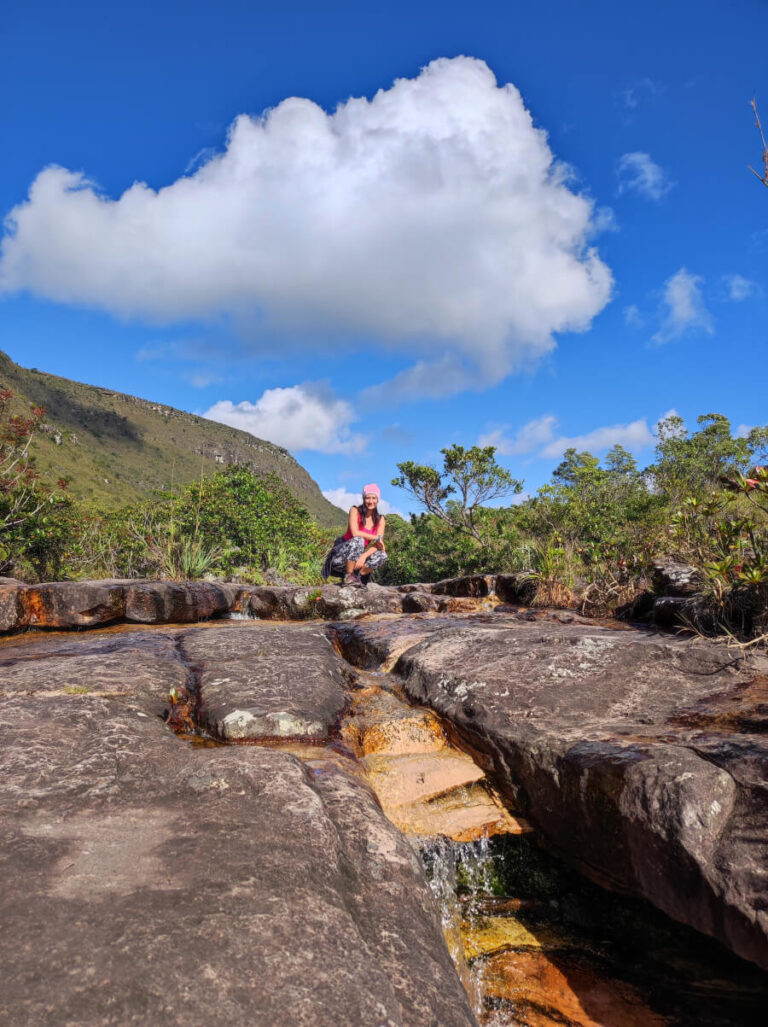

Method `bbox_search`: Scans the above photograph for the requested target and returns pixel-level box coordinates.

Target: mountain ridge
[0,350,344,528]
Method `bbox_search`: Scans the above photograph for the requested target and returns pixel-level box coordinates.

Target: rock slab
[182,622,352,740]
[337,616,768,971]
[0,624,476,1026]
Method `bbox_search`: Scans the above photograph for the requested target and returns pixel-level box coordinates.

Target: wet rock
[652,558,700,596]
[0,685,475,1026]
[342,686,448,757]
[481,948,667,1027]
[182,623,351,741]
[362,750,486,808]
[343,683,528,844]
[432,574,496,598]
[125,581,231,623]
[397,582,436,594]
[337,616,768,970]
[333,617,436,671]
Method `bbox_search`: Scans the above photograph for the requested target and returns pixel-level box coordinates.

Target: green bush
[59,466,328,584]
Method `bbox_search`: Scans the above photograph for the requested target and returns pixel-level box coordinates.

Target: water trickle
[422,835,505,1023]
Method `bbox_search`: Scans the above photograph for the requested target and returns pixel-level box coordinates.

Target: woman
[322,484,388,586]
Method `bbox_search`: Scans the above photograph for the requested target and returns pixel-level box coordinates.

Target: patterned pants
[322,536,388,578]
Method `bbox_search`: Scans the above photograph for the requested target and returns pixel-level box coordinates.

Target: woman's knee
[347,537,365,556]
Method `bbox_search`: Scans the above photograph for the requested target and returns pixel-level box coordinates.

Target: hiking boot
[343,572,362,587]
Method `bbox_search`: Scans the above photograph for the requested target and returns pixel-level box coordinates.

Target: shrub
[0,389,70,577]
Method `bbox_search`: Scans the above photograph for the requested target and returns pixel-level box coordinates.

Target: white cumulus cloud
[480,414,654,460]
[616,152,673,201]
[204,383,365,454]
[322,487,402,517]
[651,267,714,345]
[0,57,612,392]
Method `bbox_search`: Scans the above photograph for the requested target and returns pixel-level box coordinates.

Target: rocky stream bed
[2,576,768,1025]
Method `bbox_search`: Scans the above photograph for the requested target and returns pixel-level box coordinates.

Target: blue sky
[1,0,766,516]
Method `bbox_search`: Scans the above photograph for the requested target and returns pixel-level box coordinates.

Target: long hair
[357,501,381,529]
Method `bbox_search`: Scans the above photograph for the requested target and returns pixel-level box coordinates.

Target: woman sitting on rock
[322,484,388,586]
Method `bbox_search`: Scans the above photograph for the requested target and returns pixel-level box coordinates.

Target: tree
[0,389,68,574]
[521,444,663,567]
[392,445,522,545]
[648,413,768,504]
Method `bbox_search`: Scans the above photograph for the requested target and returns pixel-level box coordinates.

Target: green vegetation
[0,349,342,527]
[0,388,71,576]
[7,367,768,643]
[60,466,329,585]
[3,384,331,584]
[384,417,768,640]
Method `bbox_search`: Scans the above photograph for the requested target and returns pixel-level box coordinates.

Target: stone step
[342,688,447,757]
[388,782,531,842]
[360,750,485,808]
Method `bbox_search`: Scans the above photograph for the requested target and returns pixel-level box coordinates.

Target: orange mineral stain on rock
[479,948,669,1026]
[344,678,528,844]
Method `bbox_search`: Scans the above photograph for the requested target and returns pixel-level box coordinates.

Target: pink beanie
[362,483,381,500]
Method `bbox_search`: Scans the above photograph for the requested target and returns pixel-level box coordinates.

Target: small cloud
[592,206,618,234]
[185,370,226,388]
[618,78,665,110]
[480,415,654,461]
[381,423,416,446]
[204,382,366,454]
[623,304,644,328]
[135,345,170,362]
[539,418,654,459]
[651,268,714,345]
[479,415,557,456]
[362,355,508,403]
[617,152,674,201]
[722,274,759,302]
[736,424,753,438]
[322,487,402,517]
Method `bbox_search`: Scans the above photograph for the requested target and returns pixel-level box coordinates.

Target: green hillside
[0,350,344,529]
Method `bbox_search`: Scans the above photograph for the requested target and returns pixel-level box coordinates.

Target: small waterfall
[421,835,514,1025]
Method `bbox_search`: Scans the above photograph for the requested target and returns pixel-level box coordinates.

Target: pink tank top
[343,510,378,542]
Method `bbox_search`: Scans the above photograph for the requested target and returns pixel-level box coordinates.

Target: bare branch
[749,98,768,188]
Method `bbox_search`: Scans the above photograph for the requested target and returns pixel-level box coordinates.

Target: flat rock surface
[336,615,768,971]
[181,622,352,740]
[0,627,187,715]
[0,632,475,1026]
